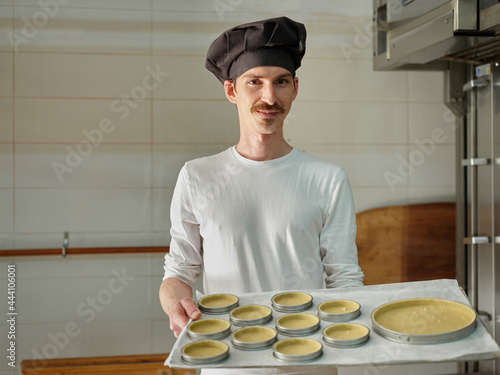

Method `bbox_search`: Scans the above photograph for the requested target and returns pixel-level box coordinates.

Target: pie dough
[199,294,238,308]
[182,341,228,358]
[188,319,230,334]
[324,323,369,340]
[373,298,476,335]
[274,338,322,355]
[277,313,319,329]
[232,326,276,343]
[319,300,359,314]
[231,305,271,320]
[273,292,312,306]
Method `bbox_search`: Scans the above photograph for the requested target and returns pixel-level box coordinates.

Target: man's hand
[168,297,201,337]
[159,277,201,337]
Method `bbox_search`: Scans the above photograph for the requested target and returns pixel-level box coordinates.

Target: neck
[235,132,293,161]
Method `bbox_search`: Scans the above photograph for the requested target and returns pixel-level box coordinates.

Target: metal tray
[371,298,477,344]
[166,280,500,369]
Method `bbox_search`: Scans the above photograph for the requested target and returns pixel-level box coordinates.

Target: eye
[276,78,290,85]
[247,79,261,85]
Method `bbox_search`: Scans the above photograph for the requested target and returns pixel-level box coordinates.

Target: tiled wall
[0,1,456,374]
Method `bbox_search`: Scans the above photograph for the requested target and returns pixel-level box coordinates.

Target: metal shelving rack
[452,60,500,375]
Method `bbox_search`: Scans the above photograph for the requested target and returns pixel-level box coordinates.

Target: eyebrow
[241,72,293,80]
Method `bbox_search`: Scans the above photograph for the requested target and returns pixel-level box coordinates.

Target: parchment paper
[165,279,500,369]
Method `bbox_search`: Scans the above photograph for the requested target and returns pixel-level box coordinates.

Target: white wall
[0,1,456,374]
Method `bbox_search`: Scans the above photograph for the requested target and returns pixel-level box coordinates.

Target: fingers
[180,297,201,320]
[168,298,201,338]
[169,320,183,338]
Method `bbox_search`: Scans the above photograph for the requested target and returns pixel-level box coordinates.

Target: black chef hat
[206,16,306,84]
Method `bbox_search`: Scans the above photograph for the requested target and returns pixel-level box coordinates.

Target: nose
[260,83,277,105]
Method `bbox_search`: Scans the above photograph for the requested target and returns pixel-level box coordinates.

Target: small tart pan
[273,338,323,362]
[230,305,273,326]
[181,340,229,365]
[272,291,313,312]
[371,298,477,344]
[198,293,239,314]
[322,323,370,347]
[317,299,361,322]
[276,313,321,336]
[231,326,278,350]
[187,319,231,340]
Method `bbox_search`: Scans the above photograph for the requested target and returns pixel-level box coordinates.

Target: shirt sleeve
[163,164,203,286]
[320,169,364,288]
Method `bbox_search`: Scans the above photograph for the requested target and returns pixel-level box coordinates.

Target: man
[159,16,364,374]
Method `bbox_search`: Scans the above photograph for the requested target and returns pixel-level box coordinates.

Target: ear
[292,77,299,101]
[224,80,237,104]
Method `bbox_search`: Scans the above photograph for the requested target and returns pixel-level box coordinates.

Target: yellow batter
[231,305,271,320]
[373,298,476,335]
[319,300,359,314]
[188,319,230,334]
[199,294,238,308]
[274,338,322,355]
[273,292,312,306]
[324,323,368,340]
[277,313,319,329]
[182,341,228,358]
[232,326,276,343]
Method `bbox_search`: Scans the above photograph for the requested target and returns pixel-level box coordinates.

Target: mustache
[251,104,286,113]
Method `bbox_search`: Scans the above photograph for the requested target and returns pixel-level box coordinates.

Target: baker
[159,16,364,375]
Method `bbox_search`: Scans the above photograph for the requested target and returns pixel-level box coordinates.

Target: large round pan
[371,298,477,345]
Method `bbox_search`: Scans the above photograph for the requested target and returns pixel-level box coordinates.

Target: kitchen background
[0,0,457,374]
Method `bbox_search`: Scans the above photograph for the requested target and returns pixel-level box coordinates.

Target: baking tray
[165,279,500,369]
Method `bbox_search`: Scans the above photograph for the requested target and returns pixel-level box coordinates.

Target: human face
[224,66,299,137]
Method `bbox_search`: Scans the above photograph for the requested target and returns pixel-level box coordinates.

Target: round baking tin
[187,318,231,341]
[229,305,273,326]
[198,294,239,314]
[276,313,321,336]
[181,340,229,365]
[371,298,477,345]
[322,323,370,347]
[317,299,361,322]
[273,338,323,362]
[272,291,313,312]
[231,326,278,350]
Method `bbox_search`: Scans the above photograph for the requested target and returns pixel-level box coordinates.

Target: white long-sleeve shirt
[163,147,363,375]
[163,146,363,294]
